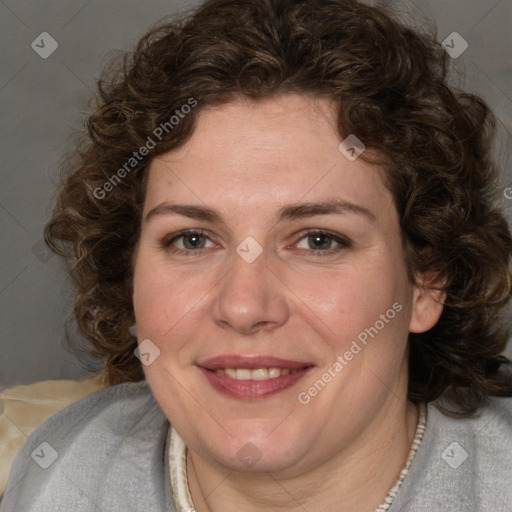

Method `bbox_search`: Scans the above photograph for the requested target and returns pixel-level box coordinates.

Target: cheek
[289,259,408,344]
[133,260,213,383]
[132,254,204,340]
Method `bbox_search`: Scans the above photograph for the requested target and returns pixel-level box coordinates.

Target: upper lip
[197,355,314,370]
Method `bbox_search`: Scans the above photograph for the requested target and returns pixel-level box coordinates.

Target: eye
[162,229,216,254]
[294,229,350,256]
[160,228,350,257]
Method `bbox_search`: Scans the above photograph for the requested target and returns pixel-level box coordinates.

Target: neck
[186,398,419,512]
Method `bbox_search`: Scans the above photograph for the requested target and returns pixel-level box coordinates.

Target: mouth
[197,355,315,399]
[210,367,303,380]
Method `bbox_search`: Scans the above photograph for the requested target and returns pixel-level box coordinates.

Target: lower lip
[198,366,314,399]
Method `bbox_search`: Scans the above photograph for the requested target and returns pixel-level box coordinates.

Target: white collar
[168,424,195,512]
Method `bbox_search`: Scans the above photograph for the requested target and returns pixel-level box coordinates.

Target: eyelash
[161,228,351,258]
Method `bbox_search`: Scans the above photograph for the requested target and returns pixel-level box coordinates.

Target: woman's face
[133,94,441,475]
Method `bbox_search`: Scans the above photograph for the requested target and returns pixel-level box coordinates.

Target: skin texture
[132,94,444,512]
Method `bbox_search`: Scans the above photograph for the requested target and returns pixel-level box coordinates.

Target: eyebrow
[144,198,376,224]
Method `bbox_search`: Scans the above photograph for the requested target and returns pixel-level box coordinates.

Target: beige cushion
[0,374,108,498]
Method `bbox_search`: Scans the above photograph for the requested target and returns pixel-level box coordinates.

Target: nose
[211,246,290,335]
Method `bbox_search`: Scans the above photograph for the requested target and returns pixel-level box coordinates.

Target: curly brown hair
[45,0,512,417]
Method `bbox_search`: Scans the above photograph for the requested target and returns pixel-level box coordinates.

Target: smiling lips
[215,367,297,380]
[198,355,314,399]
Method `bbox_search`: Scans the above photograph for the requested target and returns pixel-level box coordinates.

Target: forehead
[144,94,395,225]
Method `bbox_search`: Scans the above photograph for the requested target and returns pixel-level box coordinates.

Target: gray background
[0,0,511,387]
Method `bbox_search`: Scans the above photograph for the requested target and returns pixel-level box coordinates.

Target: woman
[2,0,511,510]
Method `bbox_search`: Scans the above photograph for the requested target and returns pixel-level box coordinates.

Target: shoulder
[390,397,512,511]
[427,396,512,471]
[0,380,175,512]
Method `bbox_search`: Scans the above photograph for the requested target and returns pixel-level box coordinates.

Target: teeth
[236,368,251,380]
[214,367,301,380]
[268,368,280,378]
[252,368,268,380]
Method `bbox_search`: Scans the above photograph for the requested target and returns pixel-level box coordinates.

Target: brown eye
[294,230,351,256]
[162,229,215,254]
[306,233,335,250]
[180,232,207,250]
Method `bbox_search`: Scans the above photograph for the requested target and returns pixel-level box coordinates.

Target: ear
[409,271,446,333]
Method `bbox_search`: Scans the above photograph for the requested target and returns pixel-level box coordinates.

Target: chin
[200,425,311,474]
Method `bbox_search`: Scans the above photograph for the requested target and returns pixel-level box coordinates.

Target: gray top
[1,380,511,511]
